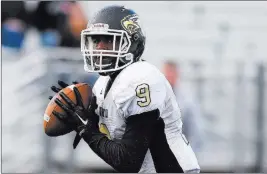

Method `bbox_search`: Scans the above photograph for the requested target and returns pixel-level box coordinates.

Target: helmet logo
[121,14,140,35]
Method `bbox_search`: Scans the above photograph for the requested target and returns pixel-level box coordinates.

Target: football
[44,83,92,136]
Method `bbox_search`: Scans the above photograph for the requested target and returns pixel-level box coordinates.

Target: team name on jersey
[99,107,108,118]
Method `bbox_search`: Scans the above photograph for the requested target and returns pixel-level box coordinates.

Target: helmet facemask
[81,24,134,73]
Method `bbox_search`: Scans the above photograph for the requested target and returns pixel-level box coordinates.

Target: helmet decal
[121,14,141,35]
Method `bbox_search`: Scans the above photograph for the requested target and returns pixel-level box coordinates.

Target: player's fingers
[90,96,98,110]
[73,133,82,149]
[54,98,73,114]
[53,111,68,122]
[73,87,85,108]
[59,92,76,109]
[86,95,92,109]
[48,96,53,100]
[58,80,69,88]
[51,86,61,93]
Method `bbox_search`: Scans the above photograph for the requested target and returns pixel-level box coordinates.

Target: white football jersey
[93,61,200,173]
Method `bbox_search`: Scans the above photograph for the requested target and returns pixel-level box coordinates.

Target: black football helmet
[81,5,146,75]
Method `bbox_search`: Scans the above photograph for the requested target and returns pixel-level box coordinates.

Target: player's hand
[52,86,100,149]
[52,86,91,131]
[48,80,79,100]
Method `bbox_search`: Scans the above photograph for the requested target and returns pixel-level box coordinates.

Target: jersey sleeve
[113,76,166,119]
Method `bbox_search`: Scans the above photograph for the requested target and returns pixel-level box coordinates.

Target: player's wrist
[76,118,100,135]
[82,130,107,146]
[80,127,105,146]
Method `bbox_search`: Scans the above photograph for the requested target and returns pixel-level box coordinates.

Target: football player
[50,5,200,173]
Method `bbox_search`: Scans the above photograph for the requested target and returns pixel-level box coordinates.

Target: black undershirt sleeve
[81,109,160,173]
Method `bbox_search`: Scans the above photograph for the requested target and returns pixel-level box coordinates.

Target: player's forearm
[82,109,160,172]
[83,134,144,172]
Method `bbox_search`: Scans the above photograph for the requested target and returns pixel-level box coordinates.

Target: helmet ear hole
[133,33,139,41]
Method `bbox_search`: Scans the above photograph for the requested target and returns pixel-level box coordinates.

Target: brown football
[44,83,92,136]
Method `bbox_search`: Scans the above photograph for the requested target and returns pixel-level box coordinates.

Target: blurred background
[2,1,267,173]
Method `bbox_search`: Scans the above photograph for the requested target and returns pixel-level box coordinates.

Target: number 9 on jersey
[135,83,151,107]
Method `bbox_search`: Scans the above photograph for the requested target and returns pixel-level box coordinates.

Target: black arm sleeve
[82,109,160,173]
